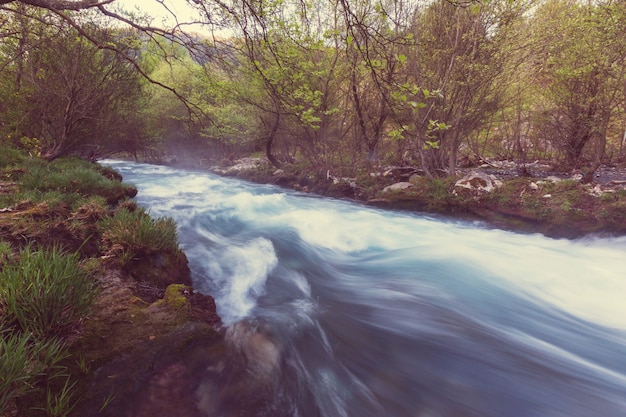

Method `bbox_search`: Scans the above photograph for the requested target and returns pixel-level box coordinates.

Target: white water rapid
[103,160,626,417]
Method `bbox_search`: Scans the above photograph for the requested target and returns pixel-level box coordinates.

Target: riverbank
[0,149,222,416]
[201,157,626,239]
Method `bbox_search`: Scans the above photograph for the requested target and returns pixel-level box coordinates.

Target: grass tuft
[98,208,180,265]
[0,332,69,415]
[0,246,97,339]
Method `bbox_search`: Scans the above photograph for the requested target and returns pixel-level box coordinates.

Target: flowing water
[103,160,626,417]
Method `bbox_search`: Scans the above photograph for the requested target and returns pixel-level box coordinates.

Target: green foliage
[1,14,148,161]
[388,0,519,173]
[423,177,459,211]
[530,0,626,162]
[0,246,96,339]
[98,208,179,265]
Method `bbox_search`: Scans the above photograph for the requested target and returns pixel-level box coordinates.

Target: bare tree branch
[0,0,114,11]
[50,8,212,126]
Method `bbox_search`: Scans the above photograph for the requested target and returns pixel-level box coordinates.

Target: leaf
[409,101,426,109]
[423,140,440,150]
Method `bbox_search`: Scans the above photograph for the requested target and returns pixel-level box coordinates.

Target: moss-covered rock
[69,268,222,417]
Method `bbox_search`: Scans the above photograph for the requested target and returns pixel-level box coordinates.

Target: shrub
[0,246,97,339]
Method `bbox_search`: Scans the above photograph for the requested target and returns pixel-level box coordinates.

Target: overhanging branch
[51,8,212,126]
[0,0,114,11]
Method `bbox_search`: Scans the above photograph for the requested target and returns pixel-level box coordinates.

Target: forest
[1,0,625,177]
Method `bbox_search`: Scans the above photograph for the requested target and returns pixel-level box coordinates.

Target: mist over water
[104,160,626,417]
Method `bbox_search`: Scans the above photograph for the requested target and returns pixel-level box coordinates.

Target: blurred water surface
[104,160,626,417]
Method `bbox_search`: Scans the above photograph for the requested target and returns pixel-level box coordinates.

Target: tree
[397,0,518,176]
[530,0,626,166]
[337,0,413,166]
[0,9,148,160]
[214,0,347,168]
[0,0,113,9]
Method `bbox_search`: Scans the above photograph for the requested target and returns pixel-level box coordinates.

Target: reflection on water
[103,160,626,417]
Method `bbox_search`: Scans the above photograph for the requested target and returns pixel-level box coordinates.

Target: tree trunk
[265,111,281,169]
[15,4,28,92]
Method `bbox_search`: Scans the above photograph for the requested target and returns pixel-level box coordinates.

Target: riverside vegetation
[0,145,220,417]
[208,156,626,239]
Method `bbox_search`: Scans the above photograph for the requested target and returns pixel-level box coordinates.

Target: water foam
[210,238,278,324]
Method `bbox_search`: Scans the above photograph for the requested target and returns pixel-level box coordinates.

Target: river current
[103,160,626,417]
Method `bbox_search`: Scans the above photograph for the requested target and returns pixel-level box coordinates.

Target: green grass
[1,189,82,210]
[0,246,97,339]
[0,152,136,209]
[19,162,131,199]
[98,207,180,265]
[0,332,70,416]
[0,240,12,262]
[0,145,193,415]
[0,245,98,416]
[0,146,27,168]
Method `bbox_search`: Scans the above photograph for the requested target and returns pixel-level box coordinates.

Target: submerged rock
[225,320,282,380]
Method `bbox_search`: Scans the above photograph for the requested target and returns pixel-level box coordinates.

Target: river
[103,160,626,417]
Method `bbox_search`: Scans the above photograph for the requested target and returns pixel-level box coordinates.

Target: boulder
[454,171,502,194]
[383,182,414,193]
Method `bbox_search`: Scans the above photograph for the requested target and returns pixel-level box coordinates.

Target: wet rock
[225,320,282,379]
[125,249,192,289]
[71,269,223,417]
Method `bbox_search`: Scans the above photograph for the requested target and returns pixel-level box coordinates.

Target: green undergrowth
[234,159,626,237]
[0,245,97,417]
[97,207,180,266]
[1,246,96,339]
[0,144,189,416]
